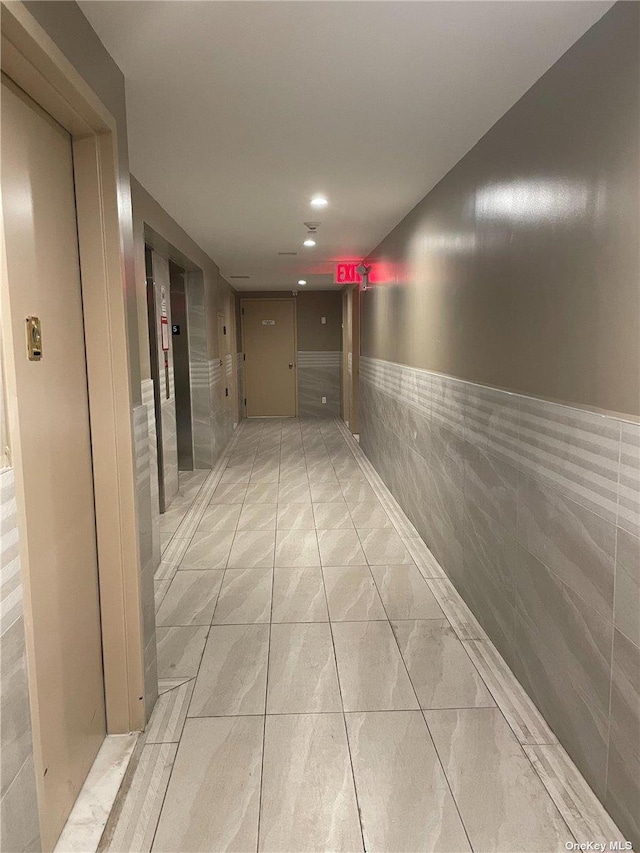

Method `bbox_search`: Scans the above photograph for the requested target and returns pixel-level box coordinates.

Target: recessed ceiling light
[303,237,316,247]
[298,280,307,285]
[311,196,328,207]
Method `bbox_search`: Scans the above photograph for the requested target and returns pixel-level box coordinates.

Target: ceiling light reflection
[475,179,591,223]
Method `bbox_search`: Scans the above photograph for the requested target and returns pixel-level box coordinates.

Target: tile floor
[101,418,625,853]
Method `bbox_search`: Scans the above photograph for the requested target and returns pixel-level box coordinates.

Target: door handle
[289,362,294,369]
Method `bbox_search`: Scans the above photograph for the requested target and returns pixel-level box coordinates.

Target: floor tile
[323,566,387,621]
[267,623,341,713]
[307,471,340,487]
[156,570,224,627]
[345,711,471,852]
[271,567,328,622]
[249,468,279,484]
[196,504,241,532]
[340,481,377,503]
[227,530,275,568]
[332,621,418,711]
[276,503,315,530]
[106,743,177,853]
[156,627,208,678]
[213,568,273,624]
[358,529,414,565]
[112,420,614,853]
[145,680,195,744]
[237,504,277,530]
[336,466,367,483]
[159,508,186,534]
[180,531,234,569]
[392,620,496,709]
[278,469,309,487]
[371,564,444,618]
[210,483,247,504]
[152,716,263,852]
[278,481,312,504]
[275,529,320,567]
[160,530,175,553]
[310,482,345,503]
[157,676,192,695]
[348,500,392,529]
[259,714,363,852]
[244,483,279,504]
[313,502,354,529]
[189,624,269,716]
[218,466,252,485]
[317,529,366,566]
[425,707,572,852]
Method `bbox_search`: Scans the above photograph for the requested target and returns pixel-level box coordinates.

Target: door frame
[341,286,360,434]
[240,297,298,418]
[1,0,146,759]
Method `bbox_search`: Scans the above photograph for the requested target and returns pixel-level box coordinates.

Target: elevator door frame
[170,262,194,471]
[1,0,146,753]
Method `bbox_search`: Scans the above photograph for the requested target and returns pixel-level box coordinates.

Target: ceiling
[80,1,612,291]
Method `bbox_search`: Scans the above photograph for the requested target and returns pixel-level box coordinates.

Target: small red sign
[161,315,169,352]
[334,262,362,285]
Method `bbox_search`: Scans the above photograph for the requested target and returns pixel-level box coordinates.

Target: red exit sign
[334,262,362,285]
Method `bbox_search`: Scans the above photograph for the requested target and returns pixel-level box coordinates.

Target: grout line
[318,534,368,853]
[147,425,249,851]
[255,519,276,852]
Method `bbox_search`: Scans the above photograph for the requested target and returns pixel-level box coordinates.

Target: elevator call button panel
[26,316,42,361]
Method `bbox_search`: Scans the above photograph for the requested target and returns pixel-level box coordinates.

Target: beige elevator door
[243,299,297,417]
[1,78,106,849]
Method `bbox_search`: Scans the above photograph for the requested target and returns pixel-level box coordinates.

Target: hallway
[102,418,618,853]
[1,3,637,850]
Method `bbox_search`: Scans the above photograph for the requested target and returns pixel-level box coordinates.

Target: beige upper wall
[362,1,639,418]
[296,292,342,351]
[237,291,342,352]
[130,176,237,380]
[24,0,142,404]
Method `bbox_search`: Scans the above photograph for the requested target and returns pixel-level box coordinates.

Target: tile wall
[298,351,341,417]
[133,403,159,720]
[0,468,40,851]
[359,355,639,847]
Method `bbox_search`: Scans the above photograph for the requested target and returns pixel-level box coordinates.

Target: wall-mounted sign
[160,285,169,351]
[262,319,276,326]
[172,324,180,335]
[335,262,362,285]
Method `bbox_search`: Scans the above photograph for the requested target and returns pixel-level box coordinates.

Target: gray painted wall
[362,3,639,419]
[359,4,639,846]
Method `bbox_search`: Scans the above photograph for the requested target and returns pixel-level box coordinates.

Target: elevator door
[1,77,106,848]
[169,263,193,471]
[242,299,297,417]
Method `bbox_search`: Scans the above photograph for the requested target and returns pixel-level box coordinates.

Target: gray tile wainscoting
[237,350,244,423]
[359,355,640,847]
[133,404,159,720]
[142,380,161,569]
[0,467,40,852]
[298,351,341,417]
[209,358,235,461]
[185,274,212,470]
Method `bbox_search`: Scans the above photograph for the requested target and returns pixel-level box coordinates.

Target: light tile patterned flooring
[101,418,625,853]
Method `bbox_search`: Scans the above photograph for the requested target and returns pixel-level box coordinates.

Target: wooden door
[242,299,297,417]
[1,77,106,849]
